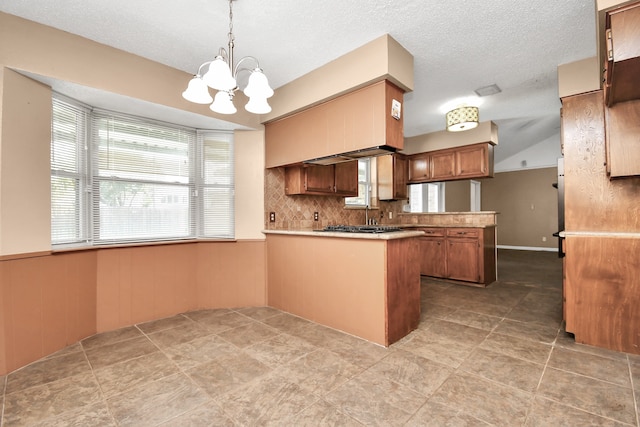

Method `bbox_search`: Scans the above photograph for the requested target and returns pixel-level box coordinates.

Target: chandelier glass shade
[446,106,479,132]
[182,0,273,115]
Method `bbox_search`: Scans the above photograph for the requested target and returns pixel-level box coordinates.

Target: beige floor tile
[261,311,314,334]
[538,367,637,425]
[216,321,280,348]
[106,373,209,427]
[29,401,115,427]
[93,351,179,398]
[216,370,320,425]
[427,319,491,345]
[136,314,194,334]
[555,330,631,362]
[287,399,363,426]
[161,334,239,370]
[235,306,281,321]
[80,326,143,351]
[43,342,83,360]
[84,336,157,369]
[480,332,552,364]
[493,318,559,344]
[366,349,452,397]
[396,329,477,368]
[325,369,427,426]
[548,347,632,388]
[405,400,492,426]
[459,347,545,393]
[442,309,502,331]
[420,302,457,320]
[185,310,252,334]
[5,352,91,394]
[187,352,271,397]
[244,333,317,368]
[3,373,102,427]
[157,400,235,427]
[146,321,211,348]
[630,359,640,391]
[281,349,364,396]
[324,334,392,369]
[525,396,631,427]
[430,371,532,426]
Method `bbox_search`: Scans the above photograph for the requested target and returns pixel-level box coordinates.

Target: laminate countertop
[262,229,424,240]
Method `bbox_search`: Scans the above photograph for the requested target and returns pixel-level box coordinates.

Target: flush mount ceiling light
[446,106,479,132]
[182,0,274,115]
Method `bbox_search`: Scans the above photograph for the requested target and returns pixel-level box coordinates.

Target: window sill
[51,237,238,254]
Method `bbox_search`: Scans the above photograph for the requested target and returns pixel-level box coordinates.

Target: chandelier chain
[228,0,234,46]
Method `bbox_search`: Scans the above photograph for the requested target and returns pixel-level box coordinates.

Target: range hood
[304,145,397,165]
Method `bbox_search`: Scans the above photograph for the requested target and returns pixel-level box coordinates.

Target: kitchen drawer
[416,228,445,237]
[446,228,479,238]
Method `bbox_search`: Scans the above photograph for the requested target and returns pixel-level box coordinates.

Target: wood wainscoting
[0,240,266,375]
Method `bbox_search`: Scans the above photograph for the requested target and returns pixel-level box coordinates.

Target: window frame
[51,94,235,248]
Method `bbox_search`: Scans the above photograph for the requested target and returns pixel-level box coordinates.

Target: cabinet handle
[457,231,466,235]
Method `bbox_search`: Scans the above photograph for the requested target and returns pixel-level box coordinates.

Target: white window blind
[51,97,89,245]
[91,111,196,244]
[198,131,234,238]
[51,96,235,247]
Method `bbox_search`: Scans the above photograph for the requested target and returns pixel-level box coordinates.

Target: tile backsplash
[264,168,367,230]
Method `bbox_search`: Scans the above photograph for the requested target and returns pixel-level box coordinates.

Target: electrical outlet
[314,212,319,221]
[542,236,547,242]
[269,212,275,222]
[388,212,393,219]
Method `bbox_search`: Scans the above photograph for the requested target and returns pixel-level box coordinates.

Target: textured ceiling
[0,0,597,164]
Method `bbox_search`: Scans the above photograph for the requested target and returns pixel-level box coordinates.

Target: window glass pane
[95,180,191,242]
[51,176,81,243]
[345,158,370,206]
[91,112,196,243]
[198,132,234,239]
[51,97,89,245]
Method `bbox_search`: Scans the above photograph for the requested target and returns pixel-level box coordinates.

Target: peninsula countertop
[262,229,424,240]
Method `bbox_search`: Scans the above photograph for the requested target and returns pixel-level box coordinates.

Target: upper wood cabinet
[407,143,494,184]
[265,80,404,168]
[605,99,640,178]
[334,161,359,196]
[603,1,640,106]
[284,162,358,196]
[378,154,408,200]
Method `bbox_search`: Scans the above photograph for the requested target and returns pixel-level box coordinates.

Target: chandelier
[182,0,274,115]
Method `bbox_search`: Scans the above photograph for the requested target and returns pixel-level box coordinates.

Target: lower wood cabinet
[417,226,496,286]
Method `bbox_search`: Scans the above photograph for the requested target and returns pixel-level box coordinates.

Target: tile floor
[1,249,639,426]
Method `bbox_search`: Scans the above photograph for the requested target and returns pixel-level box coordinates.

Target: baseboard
[497,245,557,252]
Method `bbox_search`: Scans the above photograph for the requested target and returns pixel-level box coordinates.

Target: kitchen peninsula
[264,229,423,346]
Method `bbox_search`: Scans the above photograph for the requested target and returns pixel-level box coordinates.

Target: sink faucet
[365,205,369,225]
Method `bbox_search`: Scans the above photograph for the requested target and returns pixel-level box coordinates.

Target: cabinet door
[334,161,358,196]
[605,2,640,106]
[305,165,335,193]
[446,238,479,282]
[379,154,408,200]
[419,237,446,277]
[431,151,456,180]
[408,153,430,182]
[393,155,408,199]
[456,144,488,178]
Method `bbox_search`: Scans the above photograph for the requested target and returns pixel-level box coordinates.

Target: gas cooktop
[318,225,402,233]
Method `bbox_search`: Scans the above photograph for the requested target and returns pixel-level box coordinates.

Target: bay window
[51,95,234,247]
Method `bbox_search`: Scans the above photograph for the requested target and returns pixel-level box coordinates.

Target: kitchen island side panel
[385,238,420,344]
[266,234,388,345]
